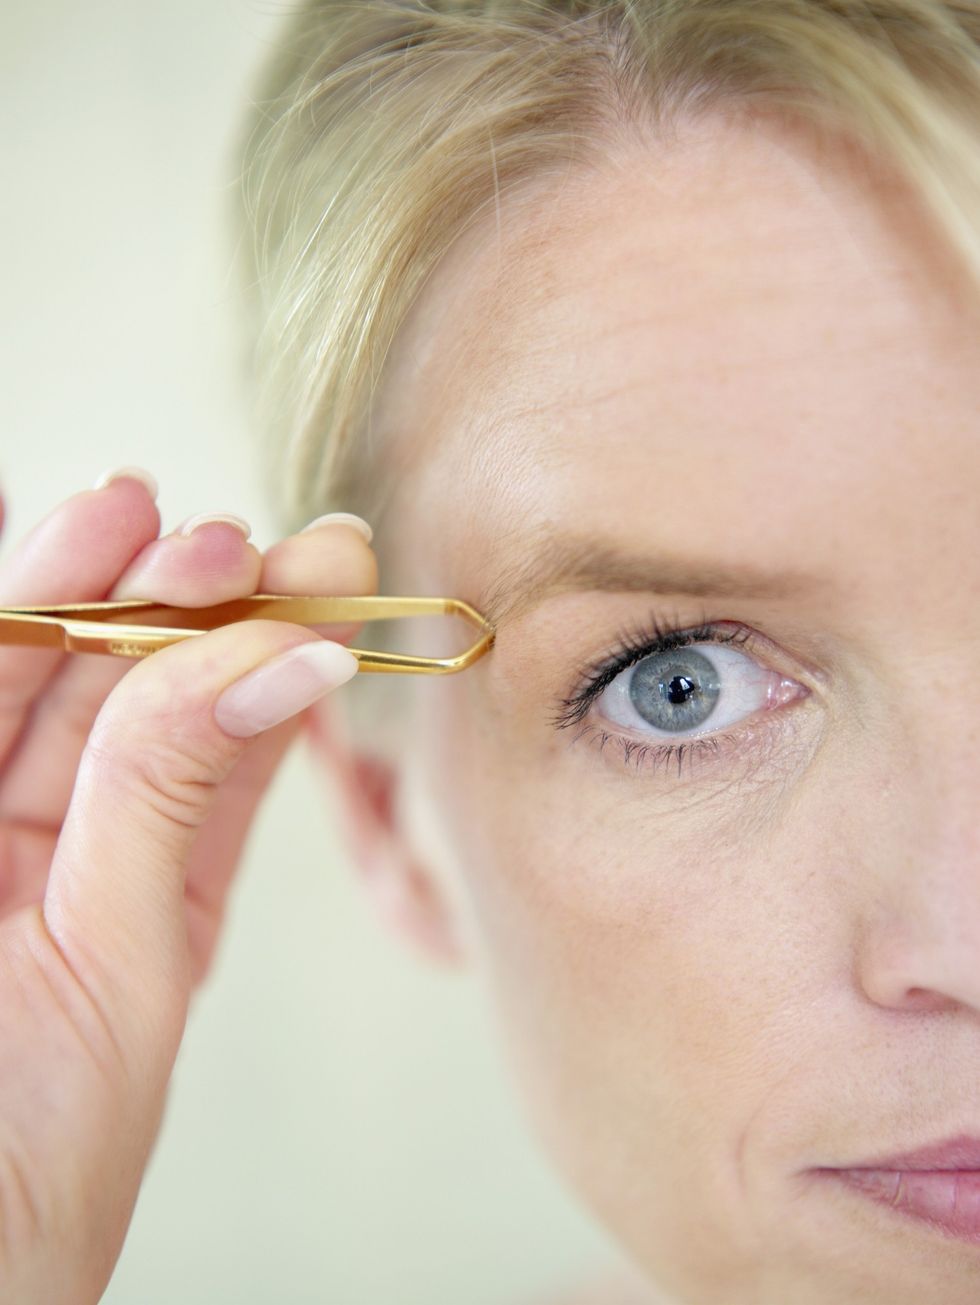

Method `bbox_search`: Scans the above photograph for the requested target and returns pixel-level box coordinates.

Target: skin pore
[309,106,980,1304]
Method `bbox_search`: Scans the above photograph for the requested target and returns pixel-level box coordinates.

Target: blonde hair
[232,0,980,565]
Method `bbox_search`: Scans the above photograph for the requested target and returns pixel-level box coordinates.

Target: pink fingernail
[214,640,360,738]
[92,465,159,500]
[300,512,373,543]
[176,512,252,540]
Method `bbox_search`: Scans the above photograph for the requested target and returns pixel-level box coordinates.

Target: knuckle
[86,723,227,834]
[84,687,242,834]
[126,741,219,833]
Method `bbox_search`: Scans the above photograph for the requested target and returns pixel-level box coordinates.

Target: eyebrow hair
[475,530,830,629]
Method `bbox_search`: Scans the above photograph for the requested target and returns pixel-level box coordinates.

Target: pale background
[0,2,633,1302]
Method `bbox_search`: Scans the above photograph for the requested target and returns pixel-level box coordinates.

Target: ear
[299,693,466,967]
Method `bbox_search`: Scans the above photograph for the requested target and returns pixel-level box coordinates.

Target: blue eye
[549,609,808,780]
[599,639,777,737]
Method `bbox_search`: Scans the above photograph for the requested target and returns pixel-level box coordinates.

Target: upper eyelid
[579,621,752,696]
[606,618,828,691]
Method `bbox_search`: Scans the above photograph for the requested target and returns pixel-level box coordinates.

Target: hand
[0,470,377,1303]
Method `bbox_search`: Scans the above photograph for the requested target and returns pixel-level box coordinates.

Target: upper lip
[834,1133,980,1171]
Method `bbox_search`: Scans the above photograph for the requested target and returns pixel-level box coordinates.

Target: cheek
[439,715,767,1112]
[459,768,767,1135]
[428,696,847,1272]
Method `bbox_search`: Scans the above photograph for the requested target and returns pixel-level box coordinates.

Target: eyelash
[549,604,779,780]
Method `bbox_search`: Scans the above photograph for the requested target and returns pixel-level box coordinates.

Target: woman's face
[368,110,980,1303]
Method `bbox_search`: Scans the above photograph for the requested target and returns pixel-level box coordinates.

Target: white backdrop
[0,2,631,1301]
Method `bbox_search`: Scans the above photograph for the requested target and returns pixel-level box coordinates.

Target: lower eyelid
[572,682,813,781]
[565,722,733,783]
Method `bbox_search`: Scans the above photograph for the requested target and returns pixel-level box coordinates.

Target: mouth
[811,1134,980,1244]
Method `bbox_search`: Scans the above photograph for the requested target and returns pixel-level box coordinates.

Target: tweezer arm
[0,595,495,675]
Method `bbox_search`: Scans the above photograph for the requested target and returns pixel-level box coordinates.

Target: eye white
[595,643,780,741]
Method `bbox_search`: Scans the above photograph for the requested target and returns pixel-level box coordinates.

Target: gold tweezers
[0,595,495,675]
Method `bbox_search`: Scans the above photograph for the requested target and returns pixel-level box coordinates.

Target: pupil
[665,674,695,705]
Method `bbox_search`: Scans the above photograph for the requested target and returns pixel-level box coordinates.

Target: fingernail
[92,465,159,500]
[214,640,360,738]
[300,512,373,543]
[175,512,252,540]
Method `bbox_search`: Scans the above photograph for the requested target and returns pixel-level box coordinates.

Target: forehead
[375,111,980,613]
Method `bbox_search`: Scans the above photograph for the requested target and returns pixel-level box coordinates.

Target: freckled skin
[316,107,980,1304]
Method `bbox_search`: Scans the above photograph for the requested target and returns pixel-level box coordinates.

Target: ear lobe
[364,838,467,966]
[301,697,466,967]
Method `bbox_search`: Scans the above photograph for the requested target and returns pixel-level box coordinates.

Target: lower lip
[820,1167,980,1242]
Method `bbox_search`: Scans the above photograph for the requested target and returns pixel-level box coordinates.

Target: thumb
[42,621,359,1061]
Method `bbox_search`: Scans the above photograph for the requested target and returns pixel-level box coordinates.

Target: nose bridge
[874,632,980,893]
[897,631,980,858]
[854,625,980,1011]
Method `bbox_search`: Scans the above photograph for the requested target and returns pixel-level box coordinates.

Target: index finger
[258,518,379,642]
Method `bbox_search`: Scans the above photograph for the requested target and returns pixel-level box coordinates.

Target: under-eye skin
[549,604,811,781]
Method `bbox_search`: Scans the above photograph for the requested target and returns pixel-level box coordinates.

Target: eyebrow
[475,530,831,628]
